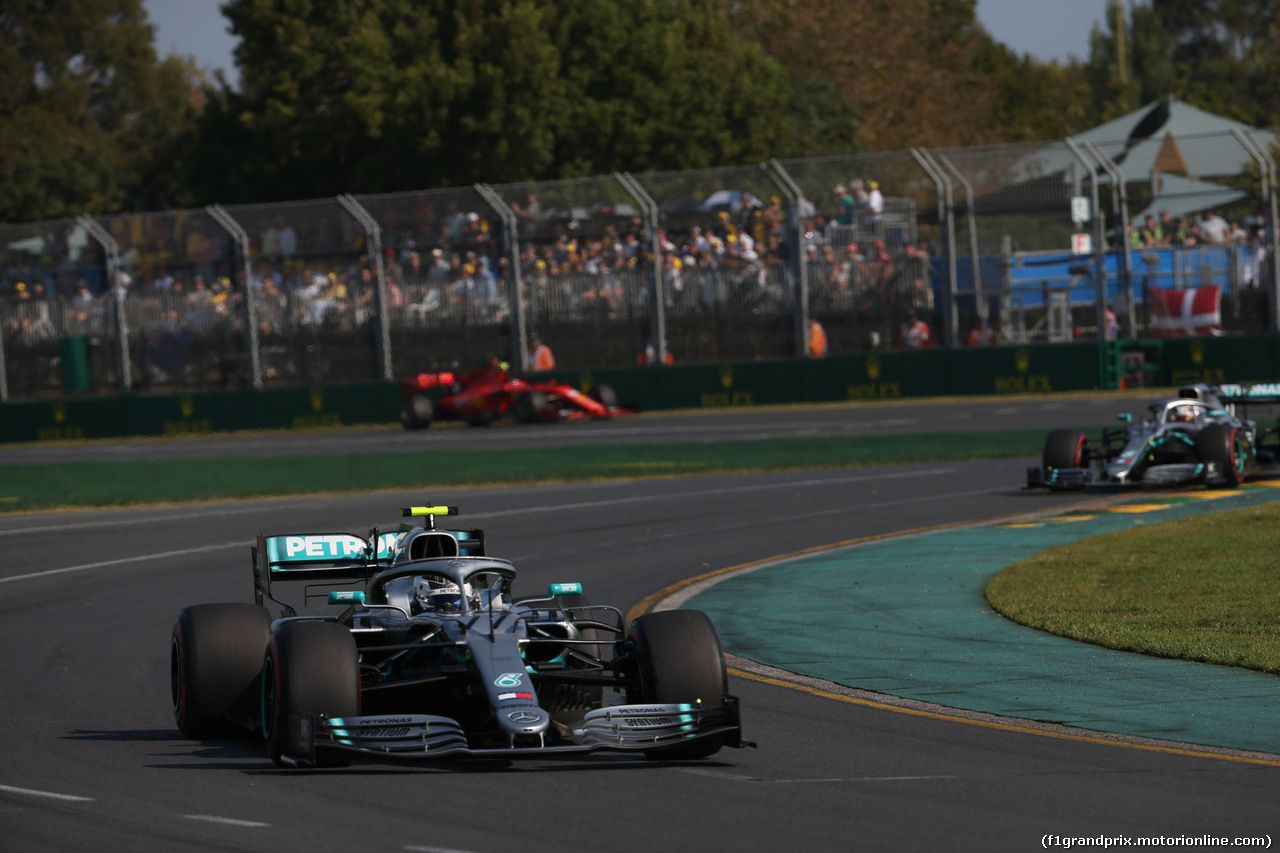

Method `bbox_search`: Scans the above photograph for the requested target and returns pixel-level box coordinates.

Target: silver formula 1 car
[1026,383,1280,490]
[170,506,750,768]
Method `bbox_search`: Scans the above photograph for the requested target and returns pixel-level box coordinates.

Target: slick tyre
[627,609,728,760]
[1198,422,1246,487]
[171,603,272,739]
[587,383,617,409]
[262,621,360,767]
[399,395,433,430]
[515,390,549,424]
[1043,429,1089,470]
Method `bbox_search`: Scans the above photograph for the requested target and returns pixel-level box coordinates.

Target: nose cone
[500,706,551,737]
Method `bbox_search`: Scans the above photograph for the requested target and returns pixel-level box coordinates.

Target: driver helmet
[1169,404,1197,423]
[413,575,462,613]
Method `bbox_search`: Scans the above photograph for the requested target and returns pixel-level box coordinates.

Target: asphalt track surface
[2,400,1278,851]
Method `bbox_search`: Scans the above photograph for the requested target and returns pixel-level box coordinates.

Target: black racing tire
[399,395,433,430]
[171,603,272,739]
[1043,429,1089,471]
[515,390,549,424]
[587,383,617,409]
[1198,422,1245,487]
[627,609,728,760]
[262,621,360,767]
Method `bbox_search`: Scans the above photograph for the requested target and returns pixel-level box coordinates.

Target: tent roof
[1071,95,1274,181]
[1129,173,1247,224]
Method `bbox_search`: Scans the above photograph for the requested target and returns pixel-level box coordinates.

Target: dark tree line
[2,0,1277,224]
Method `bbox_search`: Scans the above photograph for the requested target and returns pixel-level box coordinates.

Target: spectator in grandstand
[833,185,855,226]
[529,332,555,371]
[278,219,297,258]
[26,283,55,341]
[1244,227,1266,288]
[186,276,213,316]
[863,180,884,231]
[804,243,825,288]
[850,179,868,210]
[511,193,541,239]
[1227,219,1248,244]
[1105,305,1119,341]
[966,322,996,346]
[1139,214,1164,247]
[1158,210,1175,244]
[1199,209,1229,244]
[898,309,930,349]
[66,279,97,334]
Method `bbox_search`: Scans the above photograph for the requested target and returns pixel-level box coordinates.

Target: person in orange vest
[529,332,555,371]
[808,318,828,358]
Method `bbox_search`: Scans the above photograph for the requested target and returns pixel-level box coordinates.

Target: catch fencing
[0,124,1275,400]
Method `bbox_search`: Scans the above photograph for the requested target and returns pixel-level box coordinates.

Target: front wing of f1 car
[273,699,746,766]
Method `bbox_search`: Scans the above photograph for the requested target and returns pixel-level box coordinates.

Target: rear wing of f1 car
[252,506,486,617]
[1215,383,1280,408]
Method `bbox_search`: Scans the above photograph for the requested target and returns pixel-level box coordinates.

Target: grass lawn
[986,501,1280,675]
[0,427,1054,513]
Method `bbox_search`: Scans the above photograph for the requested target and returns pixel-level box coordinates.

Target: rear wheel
[1198,423,1246,487]
[399,395,433,430]
[171,604,272,739]
[627,609,728,760]
[1043,429,1089,470]
[262,621,360,767]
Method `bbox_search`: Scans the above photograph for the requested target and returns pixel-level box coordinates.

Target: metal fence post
[1085,141,1133,338]
[764,160,810,358]
[474,184,526,371]
[75,214,130,394]
[337,194,393,380]
[1234,129,1280,333]
[935,154,984,335]
[1064,138,1111,388]
[616,172,666,365]
[912,149,958,348]
[205,205,262,389]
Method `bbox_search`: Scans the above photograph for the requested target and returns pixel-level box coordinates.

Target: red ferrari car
[399,367,634,429]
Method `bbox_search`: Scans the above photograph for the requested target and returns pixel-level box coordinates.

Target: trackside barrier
[4,334,1280,444]
[0,382,401,443]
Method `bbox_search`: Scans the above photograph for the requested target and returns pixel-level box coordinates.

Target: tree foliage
[5,0,1280,224]
[0,0,205,222]
[186,0,798,203]
[1085,0,1280,126]
[730,0,1007,151]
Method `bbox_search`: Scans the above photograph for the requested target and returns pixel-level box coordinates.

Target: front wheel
[1043,429,1089,471]
[587,383,617,409]
[515,390,549,424]
[1198,422,1246,487]
[171,604,272,739]
[627,609,728,760]
[262,621,360,767]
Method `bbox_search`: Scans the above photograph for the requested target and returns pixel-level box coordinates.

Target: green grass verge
[0,428,1052,513]
[986,502,1280,675]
